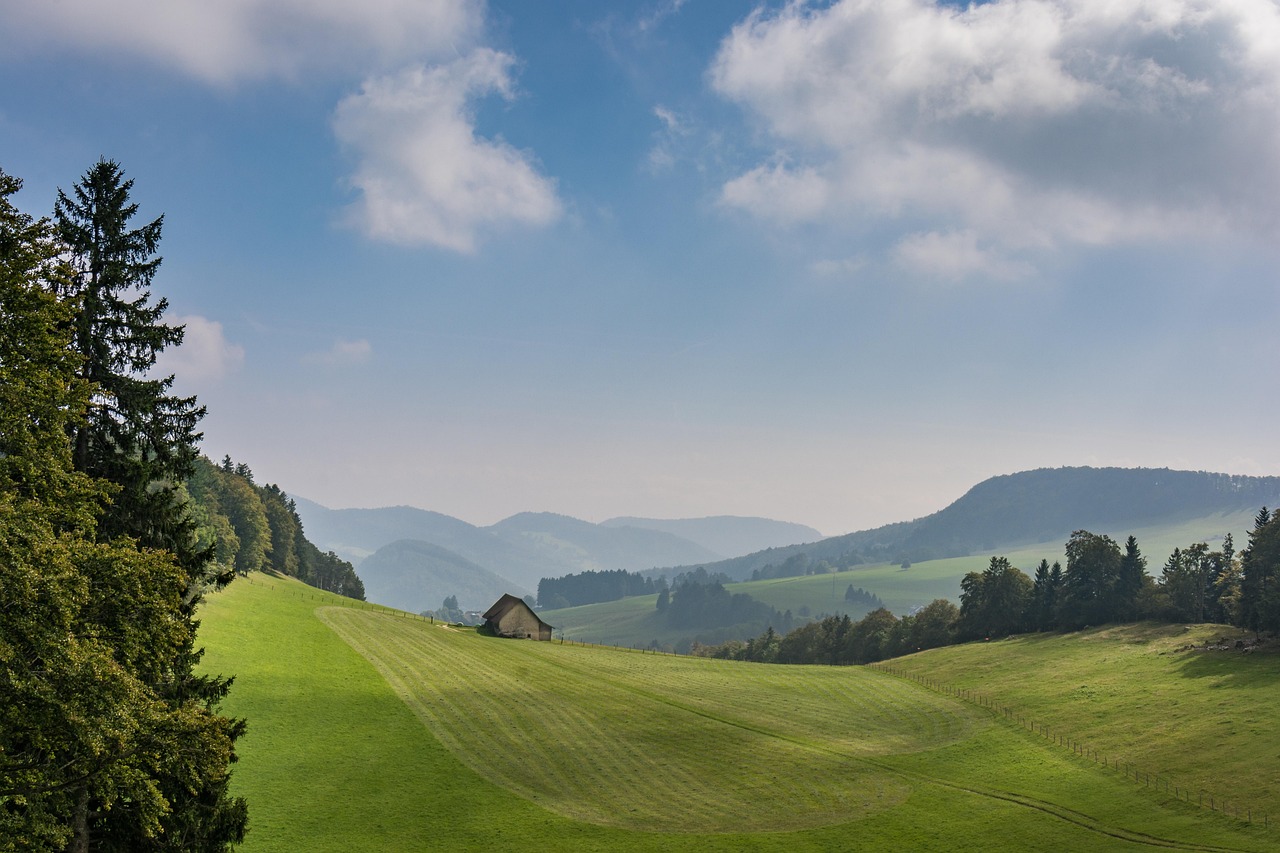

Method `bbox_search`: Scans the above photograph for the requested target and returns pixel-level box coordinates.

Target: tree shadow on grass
[1173,632,1280,687]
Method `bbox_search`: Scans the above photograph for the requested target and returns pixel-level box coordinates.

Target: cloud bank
[711,0,1280,272]
[332,50,562,252]
[0,0,480,84]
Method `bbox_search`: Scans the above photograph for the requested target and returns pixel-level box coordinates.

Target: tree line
[660,573,788,635]
[537,568,661,609]
[185,455,364,600]
[1,161,246,851]
[698,515,1280,666]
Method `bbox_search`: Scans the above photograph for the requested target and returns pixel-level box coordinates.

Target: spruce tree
[54,160,208,567]
[1241,508,1280,632]
[1115,535,1147,621]
[52,161,246,850]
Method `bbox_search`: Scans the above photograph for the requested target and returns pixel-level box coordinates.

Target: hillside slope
[686,467,1280,580]
[197,577,1276,852]
[294,499,733,610]
[357,539,526,613]
[487,512,723,570]
[600,515,824,558]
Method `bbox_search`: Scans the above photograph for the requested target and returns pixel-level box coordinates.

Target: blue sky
[3,0,1278,535]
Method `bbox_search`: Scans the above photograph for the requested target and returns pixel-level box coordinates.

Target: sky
[2,0,1278,536]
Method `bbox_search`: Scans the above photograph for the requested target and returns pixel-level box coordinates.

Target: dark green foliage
[1058,530,1123,629]
[184,456,364,600]
[717,598,958,665]
[0,166,245,852]
[956,557,1032,640]
[1240,508,1280,631]
[664,580,788,632]
[1114,536,1146,621]
[1027,559,1061,631]
[844,584,884,610]
[537,568,657,608]
[54,160,208,569]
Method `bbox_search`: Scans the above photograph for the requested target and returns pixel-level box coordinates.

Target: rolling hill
[197,575,1279,851]
[677,467,1280,581]
[357,539,526,613]
[293,498,791,612]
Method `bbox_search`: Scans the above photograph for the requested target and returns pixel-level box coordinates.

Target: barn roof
[482,593,554,631]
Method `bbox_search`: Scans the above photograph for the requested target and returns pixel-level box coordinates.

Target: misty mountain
[489,512,723,569]
[291,496,478,565]
[293,500,739,612]
[357,540,525,614]
[600,515,823,558]
[671,467,1280,581]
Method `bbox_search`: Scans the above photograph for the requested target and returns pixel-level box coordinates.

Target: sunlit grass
[199,575,1276,851]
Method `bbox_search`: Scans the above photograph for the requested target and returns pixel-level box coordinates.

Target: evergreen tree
[1207,534,1242,625]
[1241,508,1280,632]
[1028,559,1058,631]
[957,557,1032,640]
[53,160,207,566]
[1114,535,1147,621]
[1059,530,1122,628]
[51,161,246,850]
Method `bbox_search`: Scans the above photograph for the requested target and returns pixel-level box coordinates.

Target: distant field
[200,576,1276,851]
[543,508,1261,646]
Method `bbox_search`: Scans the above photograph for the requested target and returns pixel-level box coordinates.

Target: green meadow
[200,575,1276,851]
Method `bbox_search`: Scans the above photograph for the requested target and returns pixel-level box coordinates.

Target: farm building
[483,593,553,641]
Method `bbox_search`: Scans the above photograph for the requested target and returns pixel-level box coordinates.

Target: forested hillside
[682,468,1280,580]
[185,456,364,600]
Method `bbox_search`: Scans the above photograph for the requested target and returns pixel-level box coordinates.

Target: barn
[483,593,553,641]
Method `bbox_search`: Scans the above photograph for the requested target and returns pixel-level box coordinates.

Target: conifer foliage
[0,164,246,852]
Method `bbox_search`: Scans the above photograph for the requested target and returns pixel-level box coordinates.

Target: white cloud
[304,339,373,366]
[711,0,1280,261]
[332,50,562,252]
[892,230,1034,282]
[719,158,830,223]
[647,105,690,172]
[153,314,245,382]
[0,0,481,84]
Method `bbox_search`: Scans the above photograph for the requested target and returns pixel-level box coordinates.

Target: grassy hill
[199,575,1277,851]
[543,507,1262,648]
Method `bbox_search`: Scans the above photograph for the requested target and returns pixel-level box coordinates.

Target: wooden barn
[483,593,553,641]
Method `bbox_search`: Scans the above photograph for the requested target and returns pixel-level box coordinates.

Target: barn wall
[497,608,546,640]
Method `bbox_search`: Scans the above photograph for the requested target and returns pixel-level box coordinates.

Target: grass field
[542,508,1262,647]
[199,574,1277,851]
[881,621,1280,821]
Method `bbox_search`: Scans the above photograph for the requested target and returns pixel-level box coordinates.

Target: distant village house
[483,593,553,641]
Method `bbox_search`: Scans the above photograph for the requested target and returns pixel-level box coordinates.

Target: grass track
[199,576,1277,851]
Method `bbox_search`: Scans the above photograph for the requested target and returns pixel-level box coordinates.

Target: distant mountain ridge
[292,500,807,612]
[600,516,823,558]
[667,467,1280,581]
[295,467,1280,612]
[357,540,523,615]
